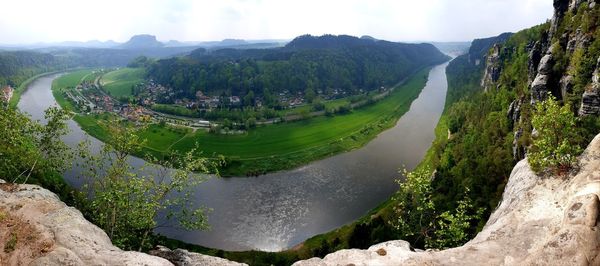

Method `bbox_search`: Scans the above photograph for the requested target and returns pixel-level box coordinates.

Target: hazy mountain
[119,34,164,49]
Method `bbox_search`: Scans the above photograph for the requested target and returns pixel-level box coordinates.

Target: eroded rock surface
[0,180,244,266]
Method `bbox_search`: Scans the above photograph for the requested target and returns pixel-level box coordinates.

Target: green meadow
[100,67,145,98]
[52,68,431,176]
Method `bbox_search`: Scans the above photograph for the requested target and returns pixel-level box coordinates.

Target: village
[53,69,390,134]
[61,79,212,130]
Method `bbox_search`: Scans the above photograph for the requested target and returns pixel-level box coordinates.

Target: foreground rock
[0,180,244,266]
[293,133,600,266]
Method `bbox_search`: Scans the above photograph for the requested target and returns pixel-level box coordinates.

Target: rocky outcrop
[150,246,247,266]
[0,180,244,266]
[293,133,600,265]
[567,28,591,53]
[579,56,600,116]
[530,52,555,104]
[528,41,544,83]
[481,44,503,92]
[549,0,571,41]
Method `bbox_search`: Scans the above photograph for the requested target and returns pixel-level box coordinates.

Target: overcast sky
[1,0,553,44]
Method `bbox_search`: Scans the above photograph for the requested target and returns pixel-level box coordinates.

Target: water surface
[17,62,449,251]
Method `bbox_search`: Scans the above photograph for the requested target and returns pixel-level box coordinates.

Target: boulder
[531,74,551,104]
[0,182,243,266]
[537,54,553,75]
[150,246,248,266]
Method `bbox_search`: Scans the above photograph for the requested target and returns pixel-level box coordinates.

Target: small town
[62,78,212,130]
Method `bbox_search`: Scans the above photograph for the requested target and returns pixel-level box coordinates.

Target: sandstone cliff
[0,180,245,266]
[293,133,600,266]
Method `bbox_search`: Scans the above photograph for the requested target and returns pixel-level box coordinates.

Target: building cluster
[133,80,172,106]
[1,85,14,103]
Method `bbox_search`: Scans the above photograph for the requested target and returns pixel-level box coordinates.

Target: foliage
[77,119,222,250]
[147,35,448,107]
[0,106,73,183]
[430,189,484,248]
[391,167,436,245]
[391,168,483,249]
[528,95,582,173]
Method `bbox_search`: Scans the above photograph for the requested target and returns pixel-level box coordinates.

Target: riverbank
[52,67,434,176]
[20,61,449,254]
[8,70,63,108]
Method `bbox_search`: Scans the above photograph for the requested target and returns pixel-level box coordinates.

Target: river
[17,61,449,252]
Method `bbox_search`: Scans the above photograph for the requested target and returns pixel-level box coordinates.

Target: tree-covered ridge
[0,51,63,88]
[146,34,449,102]
[430,1,600,239]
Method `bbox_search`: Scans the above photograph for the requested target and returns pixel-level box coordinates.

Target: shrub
[528,95,582,173]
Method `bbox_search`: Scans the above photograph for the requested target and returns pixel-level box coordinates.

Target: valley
[2,1,598,265]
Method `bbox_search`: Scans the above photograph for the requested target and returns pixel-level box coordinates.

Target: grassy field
[100,68,145,98]
[53,68,431,176]
[51,69,96,111]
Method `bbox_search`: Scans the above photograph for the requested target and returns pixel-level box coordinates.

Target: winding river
[17,61,449,252]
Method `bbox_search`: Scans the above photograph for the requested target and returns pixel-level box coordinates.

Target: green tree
[391,167,436,246]
[428,189,483,248]
[392,167,483,249]
[0,106,72,183]
[245,117,257,129]
[78,120,222,250]
[243,90,255,107]
[528,95,582,173]
[304,86,316,103]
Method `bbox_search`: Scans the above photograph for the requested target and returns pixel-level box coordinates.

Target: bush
[528,95,582,173]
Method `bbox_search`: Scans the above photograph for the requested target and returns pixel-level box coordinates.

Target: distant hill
[430,42,471,56]
[119,34,164,49]
[360,35,378,41]
[148,34,449,101]
[284,34,376,50]
[467,32,513,61]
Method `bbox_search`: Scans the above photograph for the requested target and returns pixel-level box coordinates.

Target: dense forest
[0,51,66,88]
[146,34,449,103]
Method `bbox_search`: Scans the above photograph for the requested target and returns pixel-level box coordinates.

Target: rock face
[481,44,503,92]
[0,180,244,266]
[579,57,600,116]
[293,133,600,266]
[530,52,555,104]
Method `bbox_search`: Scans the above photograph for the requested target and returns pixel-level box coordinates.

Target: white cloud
[0,0,553,44]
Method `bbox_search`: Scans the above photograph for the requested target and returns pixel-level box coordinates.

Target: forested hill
[444,33,514,105]
[146,34,449,100]
[0,51,67,88]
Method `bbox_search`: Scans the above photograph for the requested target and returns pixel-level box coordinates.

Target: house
[229,96,241,106]
[1,86,14,103]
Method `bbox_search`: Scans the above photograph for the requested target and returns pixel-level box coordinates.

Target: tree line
[146,34,449,106]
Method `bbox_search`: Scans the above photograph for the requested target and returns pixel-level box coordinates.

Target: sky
[0,0,553,44]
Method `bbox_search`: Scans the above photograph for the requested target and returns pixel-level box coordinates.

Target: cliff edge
[0,181,245,266]
[294,133,600,266]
